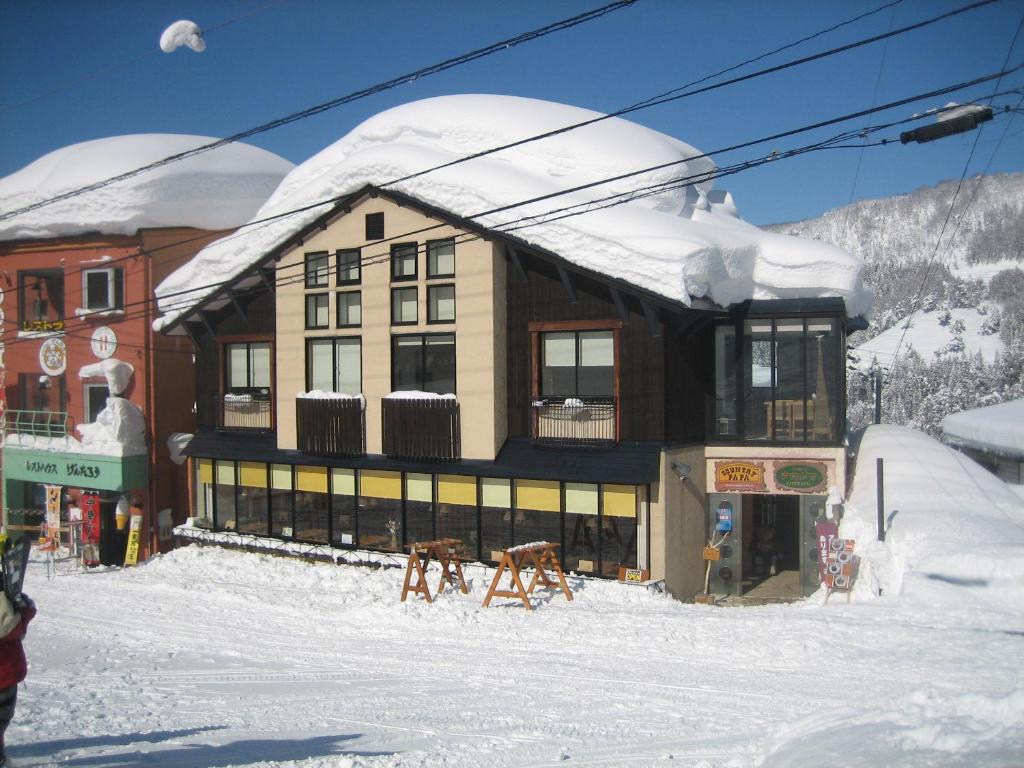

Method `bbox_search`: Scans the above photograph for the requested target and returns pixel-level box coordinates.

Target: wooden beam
[556,264,577,304]
[609,286,629,323]
[182,321,202,346]
[258,268,276,292]
[506,245,529,283]
[227,292,247,321]
[197,311,216,337]
[641,300,662,338]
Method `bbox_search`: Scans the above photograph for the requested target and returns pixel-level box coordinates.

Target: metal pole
[873,369,882,425]
[876,458,885,542]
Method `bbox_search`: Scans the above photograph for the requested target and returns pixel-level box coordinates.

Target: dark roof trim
[727,297,849,317]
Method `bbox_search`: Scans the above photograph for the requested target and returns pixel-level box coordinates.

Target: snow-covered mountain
[766,172,1024,279]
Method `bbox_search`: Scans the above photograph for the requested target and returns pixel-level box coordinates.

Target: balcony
[296,396,365,457]
[217,393,273,432]
[531,396,617,449]
[382,396,460,461]
[1,409,69,440]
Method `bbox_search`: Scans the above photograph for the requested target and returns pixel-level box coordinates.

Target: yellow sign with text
[714,461,767,492]
[124,514,143,566]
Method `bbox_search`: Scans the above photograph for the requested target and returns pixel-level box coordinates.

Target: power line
[0,0,928,300]
[0,0,637,223]
[0,0,997,226]
[3,86,1017,355]
[886,10,1024,377]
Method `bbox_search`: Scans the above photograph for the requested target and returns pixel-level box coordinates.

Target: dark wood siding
[664,317,713,442]
[506,254,676,442]
[194,288,276,429]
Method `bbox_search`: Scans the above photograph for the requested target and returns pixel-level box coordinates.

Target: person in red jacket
[0,591,35,768]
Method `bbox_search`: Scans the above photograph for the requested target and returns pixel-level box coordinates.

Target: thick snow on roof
[942,398,1024,456]
[154,95,871,328]
[842,424,1024,602]
[0,134,294,240]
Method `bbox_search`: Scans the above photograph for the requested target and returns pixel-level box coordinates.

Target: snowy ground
[8,426,1024,767]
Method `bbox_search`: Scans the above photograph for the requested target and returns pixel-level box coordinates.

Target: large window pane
[744,321,773,441]
[294,491,329,543]
[306,294,329,329]
[250,343,271,388]
[337,291,361,327]
[236,461,268,535]
[391,287,417,324]
[331,468,356,547]
[807,319,838,441]
[480,478,512,563]
[427,239,455,277]
[228,346,249,389]
[391,243,417,280]
[305,252,329,288]
[336,338,361,395]
[578,331,613,397]
[601,485,637,577]
[358,496,403,552]
[428,285,455,323]
[564,483,598,574]
[270,464,293,537]
[337,249,361,285]
[714,324,737,437]
[392,336,422,391]
[542,332,576,396]
[423,335,455,394]
[774,321,805,442]
[309,339,333,392]
[214,460,236,531]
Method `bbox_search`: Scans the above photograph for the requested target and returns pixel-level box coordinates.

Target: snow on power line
[159,20,206,53]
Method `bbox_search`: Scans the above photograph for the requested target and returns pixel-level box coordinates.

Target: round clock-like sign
[90,326,118,359]
[39,337,67,376]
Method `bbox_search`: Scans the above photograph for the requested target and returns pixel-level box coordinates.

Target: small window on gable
[365,212,384,241]
[83,268,124,312]
[304,252,329,288]
[427,239,455,278]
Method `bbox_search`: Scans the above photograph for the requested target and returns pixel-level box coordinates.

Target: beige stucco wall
[276,195,505,460]
[650,444,709,600]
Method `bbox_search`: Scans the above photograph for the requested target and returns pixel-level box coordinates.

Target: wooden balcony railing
[217,393,273,432]
[296,396,365,457]
[382,396,460,461]
[531,396,617,448]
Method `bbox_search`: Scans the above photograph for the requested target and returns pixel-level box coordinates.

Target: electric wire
[0,0,996,225]
[0,0,637,223]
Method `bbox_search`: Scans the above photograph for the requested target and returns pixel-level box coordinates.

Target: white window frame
[82,268,120,311]
[83,382,110,423]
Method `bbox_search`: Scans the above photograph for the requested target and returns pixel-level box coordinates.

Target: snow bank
[942,398,1024,456]
[841,424,1024,604]
[159,20,205,53]
[0,134,294,240]
[154,95,871,328]
[383,390,456,400]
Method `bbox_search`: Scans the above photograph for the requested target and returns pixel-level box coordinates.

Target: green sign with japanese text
[1,447,147,491]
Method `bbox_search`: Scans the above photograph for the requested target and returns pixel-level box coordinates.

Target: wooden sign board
[618,566,649,583]
[713,461,767,492]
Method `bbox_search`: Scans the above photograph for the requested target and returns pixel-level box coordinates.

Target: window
[427,239,455,278]
[225,342,272,395]
[337,291,361,327]
[18,270,64,330]
[392,334,455,394]
[391,242,417,281]
[716,317,841,443]
[427,285,455,323]
[18,373,66,413]
[84,383,110,423]
[83,268,124,311]
[541,330,614,397]
[391,287,417,325]
[307,337,361,395]
[214,460,236,531]
[237,461,269,536]
[365,212,384,241]
[304,252,329,288]
[337,249,361,285]
[305,293,329,329]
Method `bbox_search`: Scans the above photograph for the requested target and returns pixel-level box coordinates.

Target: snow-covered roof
[0,134,294,241]
[154,95,871,329]
[942,398,1024,457]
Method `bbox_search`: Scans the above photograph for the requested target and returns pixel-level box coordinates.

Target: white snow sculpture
[79,358,134,396]
[76,397,147,456]
[160,20,206,53]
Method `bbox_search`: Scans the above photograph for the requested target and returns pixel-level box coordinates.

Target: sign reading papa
[714,461,766,492]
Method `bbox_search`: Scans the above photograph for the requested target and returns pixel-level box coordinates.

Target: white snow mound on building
[76,397,147,456]
[942,398,1024,456]
[78,358,135,396]
[0,134,294,240]
[154,95,871,328]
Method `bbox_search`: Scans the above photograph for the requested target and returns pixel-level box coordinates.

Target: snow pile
[165,432,193,465]
[154,95,871,328]
[75,397,147,456]
[298,390,364,401]
[159,20,206,53]
[841,424,1024,604]
[0,134,294,240]
[942,398,1024,456]
[850,306,1004,371]
[78,357,134,396]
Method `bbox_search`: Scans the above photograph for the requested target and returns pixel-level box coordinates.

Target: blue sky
[1,0,1022,225]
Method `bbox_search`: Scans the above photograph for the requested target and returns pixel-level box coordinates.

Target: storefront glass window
[713,324,737,437]
[436,475,476,554]
[195,459,214,528]
[743,321,774,441]
[358,470,403,552]
[405,473,434,545]
[294,466,329,543]
[807,320,838,441]
[564,483,598,574]
[214,460,236,530]
[480,478,512,563]
[270,464,293,537]
[331,468,356,547]
[600,485,638,577]
[512,479,561,550]
[236,461,268,535]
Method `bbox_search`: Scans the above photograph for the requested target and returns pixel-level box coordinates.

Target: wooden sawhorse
[482,542,573,611]
[400,538,469,603]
